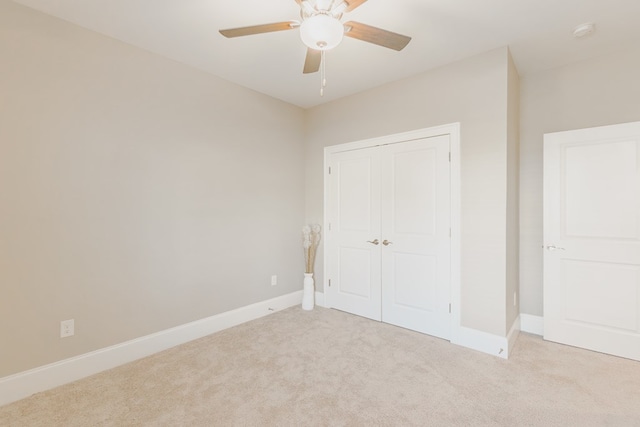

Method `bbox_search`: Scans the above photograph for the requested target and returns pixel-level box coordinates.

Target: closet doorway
[324,125,460,340]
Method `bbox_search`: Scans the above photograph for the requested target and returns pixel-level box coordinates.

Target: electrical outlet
[271,275,277,286]
[60,319,74,338]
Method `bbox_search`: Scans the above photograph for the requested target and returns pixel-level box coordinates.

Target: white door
[327,146,382,320]
[381,136,451,339]
[544,121,640,361]
[327,135,451,338]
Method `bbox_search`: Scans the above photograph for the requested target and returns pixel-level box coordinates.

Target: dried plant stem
[303,225,321,274]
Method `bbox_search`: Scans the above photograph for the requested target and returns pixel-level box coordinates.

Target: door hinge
[328,279,331,287]
[449,303,452,313]
[328,222,332,231]
[448,152,451,162]
[328,166,332,174]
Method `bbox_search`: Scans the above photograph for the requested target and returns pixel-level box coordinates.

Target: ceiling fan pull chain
[323,51,327,87]
[320,50,327,96]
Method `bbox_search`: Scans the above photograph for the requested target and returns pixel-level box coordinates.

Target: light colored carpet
[1,306,639,426]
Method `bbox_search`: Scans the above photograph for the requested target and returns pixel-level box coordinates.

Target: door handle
[382,240,393,246]
[367,239,379,245]
[545,245,565,251]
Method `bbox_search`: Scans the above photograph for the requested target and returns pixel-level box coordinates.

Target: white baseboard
[0,291,303,408]
[520,313,544,336]
[451,326,510,359]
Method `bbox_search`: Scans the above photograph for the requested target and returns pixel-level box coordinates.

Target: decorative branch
[302,224,321,274]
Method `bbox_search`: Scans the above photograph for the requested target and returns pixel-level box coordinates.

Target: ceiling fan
[219,0,412,75]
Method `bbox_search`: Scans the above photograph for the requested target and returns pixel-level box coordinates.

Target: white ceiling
[11,0,640,108]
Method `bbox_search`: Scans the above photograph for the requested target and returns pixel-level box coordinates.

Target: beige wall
[305,48,514,336]
[0,1,305,377]
[505,53,520,332]
[519,45,640,316]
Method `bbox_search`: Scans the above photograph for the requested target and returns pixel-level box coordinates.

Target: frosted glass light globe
[299,14,344,50]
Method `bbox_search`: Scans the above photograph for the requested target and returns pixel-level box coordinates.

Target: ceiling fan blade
[343,21,411,51]
[344,0,368,12]
[303,48,321,74]
[219,21,299,38]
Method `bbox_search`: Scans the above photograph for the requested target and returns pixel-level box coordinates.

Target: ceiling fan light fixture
[300,14,344,50]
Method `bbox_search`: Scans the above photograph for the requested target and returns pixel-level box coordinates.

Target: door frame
[323,123,461,340]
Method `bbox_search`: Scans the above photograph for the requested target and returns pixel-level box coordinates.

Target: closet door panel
[381,135,451,339]
[326,147,382,320]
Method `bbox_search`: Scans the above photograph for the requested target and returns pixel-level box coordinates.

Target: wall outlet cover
[60,319,75,338]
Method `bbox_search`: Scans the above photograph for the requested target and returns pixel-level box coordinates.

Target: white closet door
[327,147,382,321]
[380,135,451,339]
[544,122,640,361]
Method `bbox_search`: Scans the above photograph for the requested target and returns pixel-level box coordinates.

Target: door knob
[367,239,379,245]
[382,240,393,246]
[545,245,565,251]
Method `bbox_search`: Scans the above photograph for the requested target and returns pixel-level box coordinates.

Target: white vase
[302,273,315,310]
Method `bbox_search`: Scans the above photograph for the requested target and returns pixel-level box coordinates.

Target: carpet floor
[1,306,639,426]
